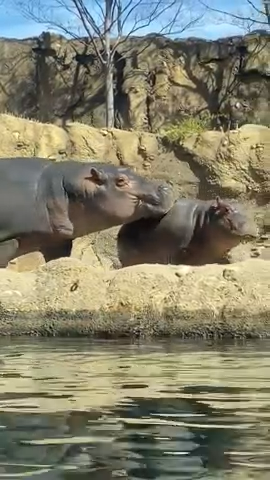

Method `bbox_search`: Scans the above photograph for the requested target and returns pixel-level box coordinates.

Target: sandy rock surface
[0,258,269,338]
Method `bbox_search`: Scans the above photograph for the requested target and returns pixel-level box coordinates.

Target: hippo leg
[40,239,73,263]
[0,239,19,268]
[46,175,74,238]
[47,201,74,238]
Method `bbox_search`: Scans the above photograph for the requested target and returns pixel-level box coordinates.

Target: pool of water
[0,338,269,479]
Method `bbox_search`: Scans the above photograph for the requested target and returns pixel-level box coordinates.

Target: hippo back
[0,157,52,241]
[117,198,210,266]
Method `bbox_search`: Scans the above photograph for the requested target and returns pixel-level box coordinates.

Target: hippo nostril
[139,193,160,205]
[157,185,174,198]
[159,184,171,191]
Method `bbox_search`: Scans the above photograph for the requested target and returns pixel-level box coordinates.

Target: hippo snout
[158,183,172,194]
[152,183,174,213]
[138,182,174,214]
[157,183,174,199]
[158,183,174,207]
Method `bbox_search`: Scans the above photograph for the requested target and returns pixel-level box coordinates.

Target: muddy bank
[0,258,269,338]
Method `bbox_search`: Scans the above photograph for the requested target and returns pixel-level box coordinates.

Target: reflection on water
[0,338,269,479]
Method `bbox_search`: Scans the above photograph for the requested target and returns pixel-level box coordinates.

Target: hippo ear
[85,167,106,185]
[209,196,221,212]
[215,196,222,209]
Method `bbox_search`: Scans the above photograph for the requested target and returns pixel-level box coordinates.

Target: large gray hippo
[117,196,258,267]
[0,157,173,267]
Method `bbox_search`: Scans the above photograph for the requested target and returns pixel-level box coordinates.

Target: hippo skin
[117,196,258,267]
[0,157,174,267]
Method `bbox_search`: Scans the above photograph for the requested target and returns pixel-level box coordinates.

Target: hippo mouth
[241,232,258,241]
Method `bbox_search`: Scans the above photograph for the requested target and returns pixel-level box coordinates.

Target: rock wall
[0,31,269,131]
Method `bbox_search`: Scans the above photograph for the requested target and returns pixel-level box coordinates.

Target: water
[0,338,269,479]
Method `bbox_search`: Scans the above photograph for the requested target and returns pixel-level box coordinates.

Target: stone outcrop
[179,124,270,203]
[0,113,268,272]
[0,31,269,130]
[0,258,269,338]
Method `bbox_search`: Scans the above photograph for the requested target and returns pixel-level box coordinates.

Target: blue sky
[0,0,268,41]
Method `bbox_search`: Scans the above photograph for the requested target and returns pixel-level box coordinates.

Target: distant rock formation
[0,30,269,130]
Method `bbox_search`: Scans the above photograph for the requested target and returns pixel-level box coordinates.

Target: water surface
[0,338,269,479]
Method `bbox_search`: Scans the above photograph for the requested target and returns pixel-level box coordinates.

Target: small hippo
[117,196,258,267]
[0,157,173,267]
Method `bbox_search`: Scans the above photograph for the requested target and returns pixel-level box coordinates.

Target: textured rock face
[0,258,269,338]
[0,31,269,130]
[180,124,270,202]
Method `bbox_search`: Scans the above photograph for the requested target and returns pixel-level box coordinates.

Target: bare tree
[11,0,204,128]
[262,0,270,25]
[200,0,270,34]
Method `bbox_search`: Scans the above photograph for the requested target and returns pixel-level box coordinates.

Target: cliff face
[0,30,269,130]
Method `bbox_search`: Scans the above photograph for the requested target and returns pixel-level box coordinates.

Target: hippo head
[207,196,258,244]
[82,163,174,223]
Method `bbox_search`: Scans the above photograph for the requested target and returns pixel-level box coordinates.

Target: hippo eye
[116,176,128,187]
[219,205,234,217]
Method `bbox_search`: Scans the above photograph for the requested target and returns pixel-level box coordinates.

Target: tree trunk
[263,1,270,25]
[105,62,114,128]
[117,0,123,37]
[104,0,114,128]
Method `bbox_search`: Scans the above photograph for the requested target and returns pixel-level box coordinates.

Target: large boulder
[180,124,270,202]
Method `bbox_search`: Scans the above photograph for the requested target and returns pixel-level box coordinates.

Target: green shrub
[160,114,212,144]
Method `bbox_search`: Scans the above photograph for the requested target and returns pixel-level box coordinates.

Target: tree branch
[199,0,270,27]
[112,0,185,54]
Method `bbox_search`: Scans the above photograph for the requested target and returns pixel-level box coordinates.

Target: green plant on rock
[161,114,212,144]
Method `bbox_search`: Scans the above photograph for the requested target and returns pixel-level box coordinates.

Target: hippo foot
[40,239,73,262]
[0,239,19,268]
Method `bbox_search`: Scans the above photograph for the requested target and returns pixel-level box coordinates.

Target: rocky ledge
[0,258,269,338]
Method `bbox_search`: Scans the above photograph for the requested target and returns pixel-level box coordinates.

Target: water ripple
[0,338,268,478]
